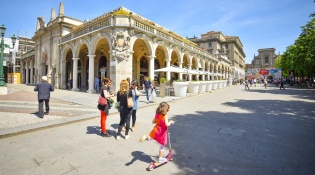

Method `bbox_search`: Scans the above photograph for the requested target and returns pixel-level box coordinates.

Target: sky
[1,0,314,63]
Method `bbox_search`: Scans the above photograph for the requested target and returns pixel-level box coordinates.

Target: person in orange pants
[98,78,114,137]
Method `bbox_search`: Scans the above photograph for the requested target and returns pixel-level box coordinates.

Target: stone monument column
[87,54,96,93]
[188,64,192,81]
[61,60,67,89]
[72,57,79,91]
[30,63,34,85]
[165,59,171,81]
[25,62,29,85]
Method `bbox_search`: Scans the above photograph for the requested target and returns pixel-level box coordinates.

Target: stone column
[211,69,214,80]
[61,61,67,89]
[25,62,29,85]
[30,63,34,85]
[178,61,183,81]
[188,64,192,81]
[201,68,205,81]
[72,58,79,91]
[87,54,96,93]
[166,59,171,81]
[149,54,155,82]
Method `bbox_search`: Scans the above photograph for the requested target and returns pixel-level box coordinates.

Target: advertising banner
[247,68,282,80]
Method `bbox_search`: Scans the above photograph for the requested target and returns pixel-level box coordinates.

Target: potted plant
[199,81,207,93]
[206,80,213,92]
[188,81,200,94]
[159,78,166,97]
[173,80,188,97]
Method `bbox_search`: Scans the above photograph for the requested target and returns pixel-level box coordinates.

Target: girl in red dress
[139,102,174,162]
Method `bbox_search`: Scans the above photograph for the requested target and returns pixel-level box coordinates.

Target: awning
[154,66,187,73]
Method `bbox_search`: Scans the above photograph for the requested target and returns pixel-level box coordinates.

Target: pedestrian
[116,79,133,140]
[142,76,153,104]
[131,80,140,131]
[126,77,131,87]
[94,76,100,92]
[139,102,174,163]
[253,78,257,87]
[69,78,73,89]
[34,76,54,118]
[245,80,250,90]
[98,78,114,137]
[280,79,285,90]
[264,79,268,89]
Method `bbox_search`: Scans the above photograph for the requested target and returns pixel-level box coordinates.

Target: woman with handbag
[116,79,133,140]
[99,78,114,137]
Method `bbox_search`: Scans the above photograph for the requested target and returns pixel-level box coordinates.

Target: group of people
[34,75,174,163]
[97,77,174,163]
[244,78,268,90]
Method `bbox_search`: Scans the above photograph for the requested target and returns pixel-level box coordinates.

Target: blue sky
[1,0,314,63]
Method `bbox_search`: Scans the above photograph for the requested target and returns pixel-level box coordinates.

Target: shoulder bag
[127,90,134,108]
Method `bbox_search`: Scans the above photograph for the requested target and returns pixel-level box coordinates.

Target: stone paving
[0,83,315,175]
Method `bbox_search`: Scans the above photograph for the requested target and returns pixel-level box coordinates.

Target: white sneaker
[139,135,147,142]
[158,157,167,163]
[125,135,129,140]
[116,134,121,140]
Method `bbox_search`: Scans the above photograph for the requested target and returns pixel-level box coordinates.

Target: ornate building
[21,3,234,93]
[188,31,246,81]
[247,48,281,80]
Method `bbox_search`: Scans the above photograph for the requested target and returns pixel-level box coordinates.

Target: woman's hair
[119,79,129,94]
[102,78,110,85]
[156,102,170,115]
[131,80,138,86]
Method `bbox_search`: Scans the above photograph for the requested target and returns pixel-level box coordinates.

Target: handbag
[127,90,134,108]
[98,95,107,106]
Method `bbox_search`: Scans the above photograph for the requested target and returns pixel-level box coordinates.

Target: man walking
[94,76,100,92]
[34,76,54,118]
[280,79,285,90]
[142,76,152,104]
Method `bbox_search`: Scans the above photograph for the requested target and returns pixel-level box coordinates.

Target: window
[208,43,212,48]
[264,56,269,64]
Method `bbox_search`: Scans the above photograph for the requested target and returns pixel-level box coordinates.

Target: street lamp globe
[0,25,6,36]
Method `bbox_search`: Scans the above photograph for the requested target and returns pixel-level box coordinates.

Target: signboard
[247,68,282,80]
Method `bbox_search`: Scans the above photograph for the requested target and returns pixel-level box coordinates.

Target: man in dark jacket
[34,76,54,118]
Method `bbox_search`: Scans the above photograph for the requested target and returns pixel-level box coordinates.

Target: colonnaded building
[21,2,245,93]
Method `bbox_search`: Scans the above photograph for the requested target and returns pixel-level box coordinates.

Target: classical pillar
[178,61,183,81]
[30,63,34,85]
[87,54,96,93]
[25,62,29,85]
[188,64,192,81]
[61,61,67,89]
[72,58,79,91]
[166,59,171,81]
[149,54,155,82]
[201,68,205,81]
[211,69,214,80]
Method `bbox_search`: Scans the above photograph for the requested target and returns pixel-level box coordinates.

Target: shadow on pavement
[168,99,315,175]
[125,151,154,166]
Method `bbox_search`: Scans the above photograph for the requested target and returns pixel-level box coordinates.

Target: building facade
[21,3,235,93]
[188,31,246,81]
[247,48,281,80]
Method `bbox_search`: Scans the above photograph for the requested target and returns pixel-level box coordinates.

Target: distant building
[247,48,281,81]
[188,31,246,81]
[4,36,35,84]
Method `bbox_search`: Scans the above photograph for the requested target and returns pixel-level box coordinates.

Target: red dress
[149,113,168,146]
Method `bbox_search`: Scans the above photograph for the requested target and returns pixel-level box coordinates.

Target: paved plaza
[0,84,315,175]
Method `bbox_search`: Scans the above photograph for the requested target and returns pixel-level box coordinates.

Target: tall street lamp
[0,24,17,88]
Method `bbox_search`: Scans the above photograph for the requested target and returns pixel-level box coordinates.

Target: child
[139,102,174,163]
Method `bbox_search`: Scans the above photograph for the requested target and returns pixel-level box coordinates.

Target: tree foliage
[276,15,315,78]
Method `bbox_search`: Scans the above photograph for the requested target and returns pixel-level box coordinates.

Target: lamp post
[0,24,17,89]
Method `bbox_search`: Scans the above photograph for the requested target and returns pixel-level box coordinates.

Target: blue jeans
[94,84,99,92]
[145,88,151,101]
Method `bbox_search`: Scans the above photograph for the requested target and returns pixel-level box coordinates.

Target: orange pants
[100,110,107,133]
